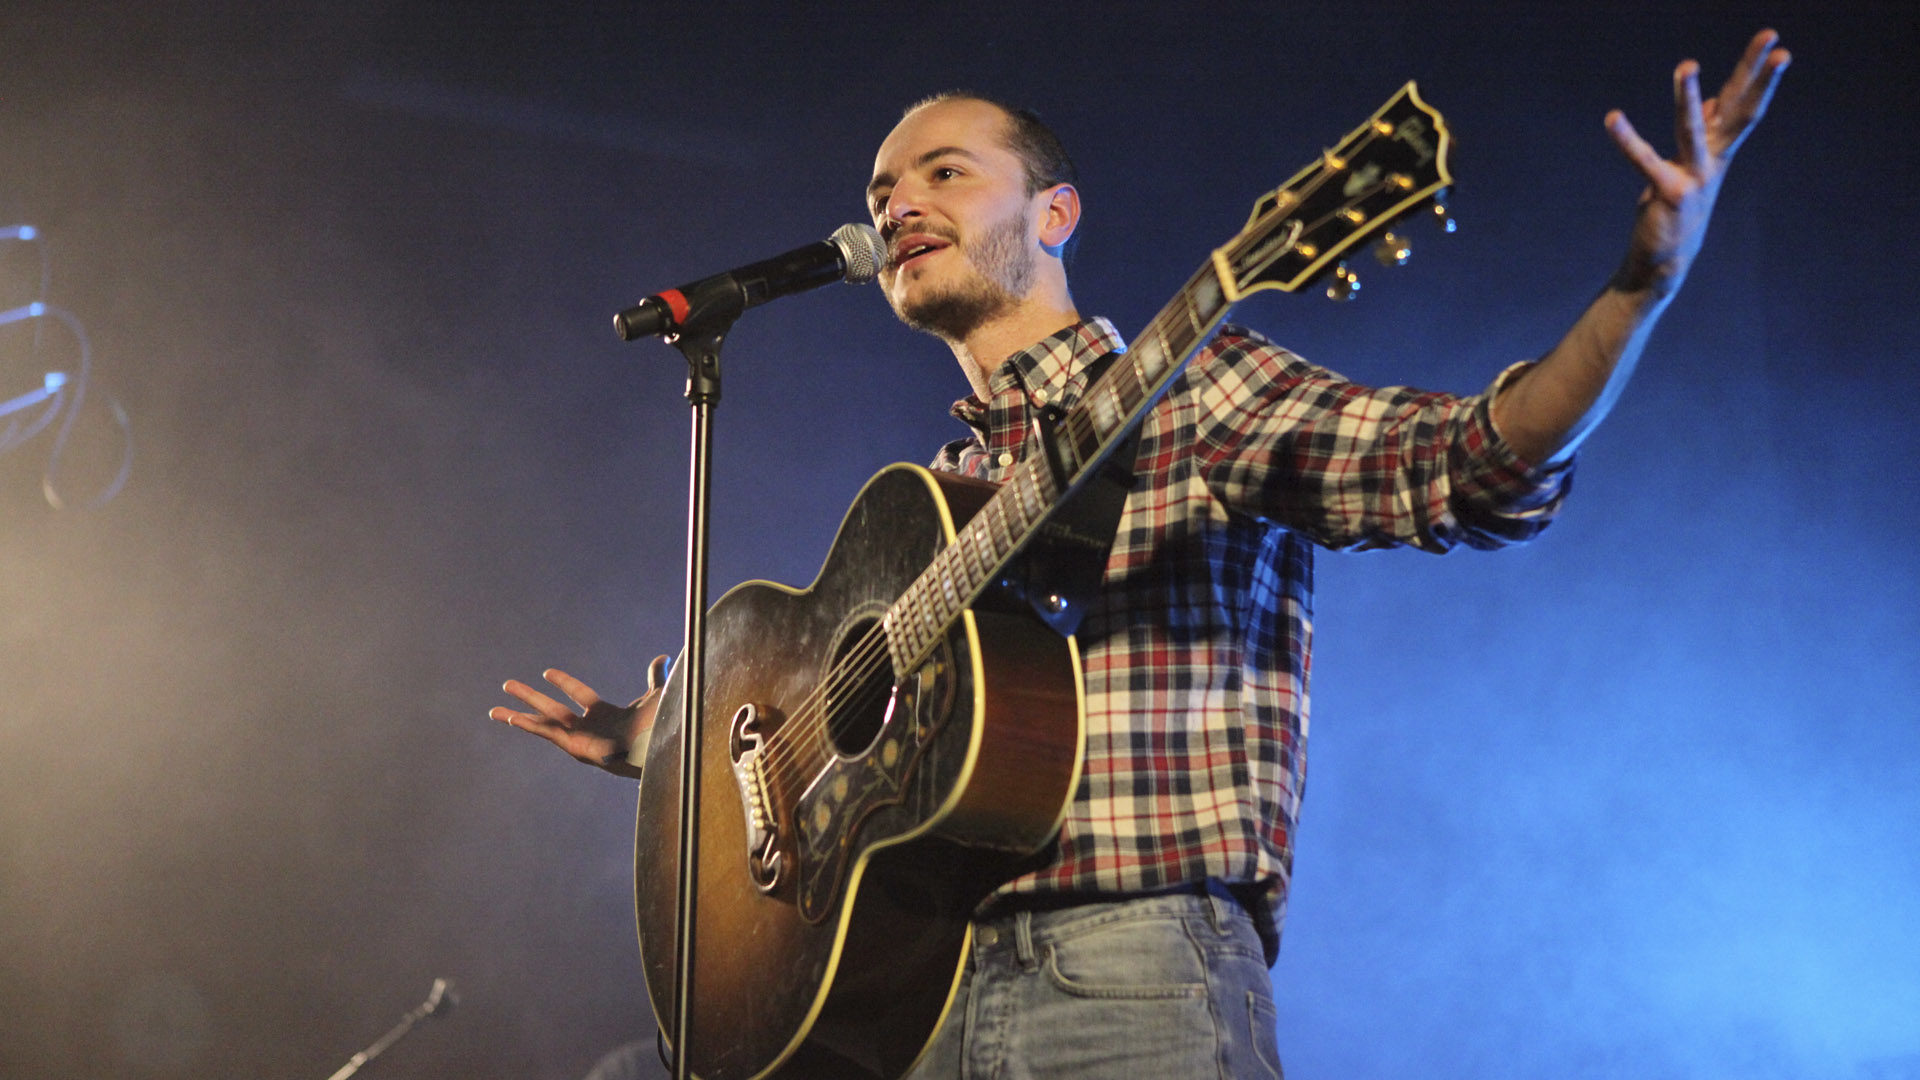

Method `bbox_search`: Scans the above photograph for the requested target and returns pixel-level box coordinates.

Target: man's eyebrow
[867,146,987,199]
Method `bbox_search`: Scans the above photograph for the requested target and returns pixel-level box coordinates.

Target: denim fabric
[903,890,1283,1079]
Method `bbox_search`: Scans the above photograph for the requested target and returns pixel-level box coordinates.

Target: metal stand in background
[323,978,457,1080]
[664,316,733,1080]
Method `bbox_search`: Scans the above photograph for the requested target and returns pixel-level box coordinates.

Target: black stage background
[1,3,1916,1078]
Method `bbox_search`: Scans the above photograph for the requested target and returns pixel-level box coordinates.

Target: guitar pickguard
[785,639,960,924]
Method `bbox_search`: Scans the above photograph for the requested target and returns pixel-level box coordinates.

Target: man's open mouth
[891,235,952,270]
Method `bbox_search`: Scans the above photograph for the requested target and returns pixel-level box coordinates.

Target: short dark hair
[905,91,1078,196]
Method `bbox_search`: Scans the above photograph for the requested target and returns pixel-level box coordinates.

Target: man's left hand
[1606,28,1791,296]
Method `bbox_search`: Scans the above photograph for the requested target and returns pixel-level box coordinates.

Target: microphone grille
[830,223,887,286]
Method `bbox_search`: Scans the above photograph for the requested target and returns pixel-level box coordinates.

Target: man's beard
[888,210,1035,342]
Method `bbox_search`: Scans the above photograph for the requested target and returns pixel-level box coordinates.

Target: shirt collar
[948,317,1128,431]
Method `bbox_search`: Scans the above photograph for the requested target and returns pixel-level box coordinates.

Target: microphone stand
[662,314,733,1080]
[324,978,457,1080]
[613,223,879,1079]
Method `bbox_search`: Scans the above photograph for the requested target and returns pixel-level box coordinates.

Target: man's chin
[893,286,1013,343]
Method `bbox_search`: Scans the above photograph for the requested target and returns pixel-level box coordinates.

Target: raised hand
[1605,29,1791,295]
[491,656,670,778]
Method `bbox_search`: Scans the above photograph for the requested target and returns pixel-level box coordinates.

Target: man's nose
[886,180,925,224]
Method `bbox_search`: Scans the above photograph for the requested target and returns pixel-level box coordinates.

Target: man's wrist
[599,752,645,780]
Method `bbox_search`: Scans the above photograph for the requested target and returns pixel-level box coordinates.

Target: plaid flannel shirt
[932,317,1571,948]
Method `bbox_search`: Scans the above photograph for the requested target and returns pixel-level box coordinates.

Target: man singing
[493,30,1788,1079]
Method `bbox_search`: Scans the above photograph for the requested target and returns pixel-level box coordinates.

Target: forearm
[1491,278,1673,466]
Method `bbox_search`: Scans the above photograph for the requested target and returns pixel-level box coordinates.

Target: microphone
[613,223,886,341]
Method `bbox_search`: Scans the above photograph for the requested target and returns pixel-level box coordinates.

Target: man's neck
[949,299,1082,400]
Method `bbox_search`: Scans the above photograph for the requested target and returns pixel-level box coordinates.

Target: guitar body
[635,463,1087,1080]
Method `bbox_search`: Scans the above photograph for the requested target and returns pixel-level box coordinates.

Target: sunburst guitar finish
[634,464,1086,1080]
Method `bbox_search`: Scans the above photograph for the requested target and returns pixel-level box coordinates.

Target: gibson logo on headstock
[1393,117,1436,166]
[1214,81,1450,300]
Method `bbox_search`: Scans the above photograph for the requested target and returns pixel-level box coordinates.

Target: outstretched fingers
[1727,29,1779,98]
[1609,29,1790,201]
[1716,30,1791,156]
[492,668,604,732]
[501,679,562,718]
[1675,60,1709,172]
[542,668,604,712]
[492,678,575,735]
[1606,109,1690,204]
[490,668,644,776]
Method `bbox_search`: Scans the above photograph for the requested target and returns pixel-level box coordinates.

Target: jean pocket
[1247,990,1283,1079]
[1041,918,1208,1000]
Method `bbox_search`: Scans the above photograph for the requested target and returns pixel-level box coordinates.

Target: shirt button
[996,451,1014,467]
[977,925,1000,947]
[1032,389,1049,404]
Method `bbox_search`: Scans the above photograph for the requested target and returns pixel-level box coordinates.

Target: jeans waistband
[978,879,1277,964]
[984,876,1258,911]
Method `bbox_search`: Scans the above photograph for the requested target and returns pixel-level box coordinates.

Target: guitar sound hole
[823,616,895,758]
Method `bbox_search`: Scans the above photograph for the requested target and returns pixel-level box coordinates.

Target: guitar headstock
[1211,82,1453,300]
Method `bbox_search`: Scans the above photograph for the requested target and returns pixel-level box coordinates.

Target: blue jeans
[902,888,1284,1079]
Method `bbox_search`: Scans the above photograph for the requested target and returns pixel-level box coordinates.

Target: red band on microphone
[658,289,691,327]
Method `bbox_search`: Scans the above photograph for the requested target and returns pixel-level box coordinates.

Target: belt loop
[1014,910,1038,969]
[1201,880,1230,936]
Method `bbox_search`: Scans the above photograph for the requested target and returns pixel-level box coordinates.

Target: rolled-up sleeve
[1195,328,1573,552]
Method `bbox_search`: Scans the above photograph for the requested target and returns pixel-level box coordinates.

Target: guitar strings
[1054,128,1395,462]
[754,503,992,789]
[754,629,899,796]
[756,619,892,776]
[755,532,969,782]
[761,565,939,769]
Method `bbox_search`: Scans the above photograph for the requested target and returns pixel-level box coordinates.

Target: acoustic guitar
[634,83,1455,1080]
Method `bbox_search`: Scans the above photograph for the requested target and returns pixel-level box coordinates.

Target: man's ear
[1037,183,1080,256]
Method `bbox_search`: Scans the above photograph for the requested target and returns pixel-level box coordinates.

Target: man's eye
[932,166,959,181]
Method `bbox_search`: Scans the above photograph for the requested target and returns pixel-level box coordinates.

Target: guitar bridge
[727,703,783,892]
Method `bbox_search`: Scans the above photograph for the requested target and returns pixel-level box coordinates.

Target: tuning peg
[1325,261,1360,302]
[1372,231,1411,267]
[1429,187,1457,234]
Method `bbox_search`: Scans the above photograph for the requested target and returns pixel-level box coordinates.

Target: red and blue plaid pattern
[932,318,1570,945]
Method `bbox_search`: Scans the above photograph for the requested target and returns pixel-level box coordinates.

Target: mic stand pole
[663,314,732,1080]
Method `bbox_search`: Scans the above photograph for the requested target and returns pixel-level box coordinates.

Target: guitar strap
[1012,348,1141,638]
